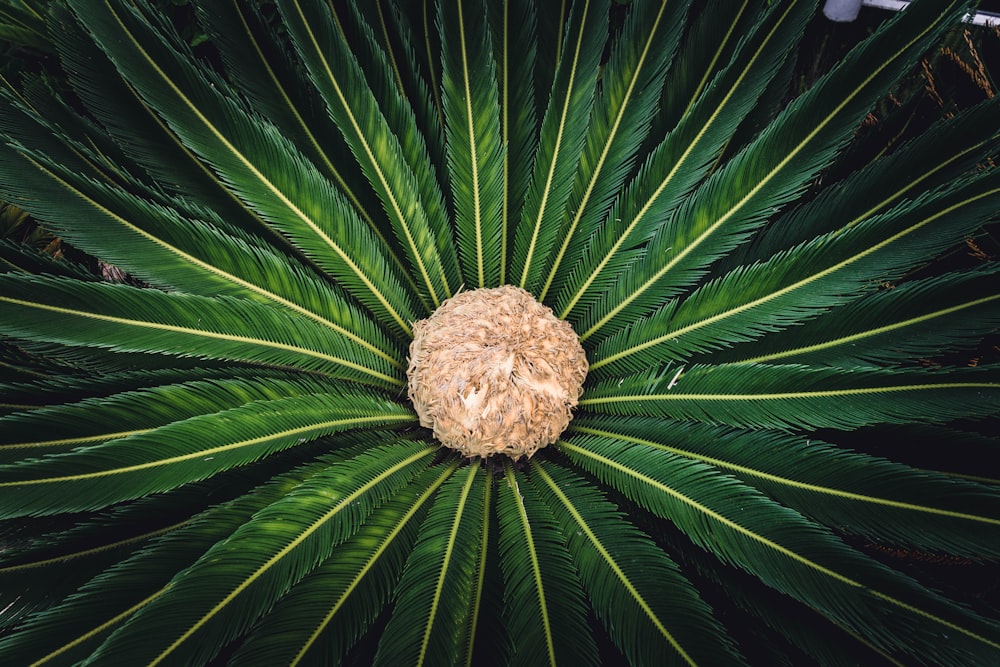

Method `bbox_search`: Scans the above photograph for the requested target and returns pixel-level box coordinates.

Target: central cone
[407,286,587,459]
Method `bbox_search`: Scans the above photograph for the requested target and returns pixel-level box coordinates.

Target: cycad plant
[1,0,999,664]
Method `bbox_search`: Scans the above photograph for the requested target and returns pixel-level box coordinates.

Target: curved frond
[374,464,488,667]
[588,170,1000,374]
[582,363,1000,430]
[0,274,404,387]
[725,265,1000,365]
[82,440,434,666]
[510,0,609,293]
[554,0,813,323]
[0,381,416,517]
[529,459,743,666]
[570,0,971,341]
[440,0,505,288]
[558,435,1000,665]
[496,463,599,666]
[65,0,420,335]
[0,373,316,462]
[571,416,1000,559]
[275,0,459,308]
[0,449,351,665]
[228,463,458,666]
[538,0,687,302]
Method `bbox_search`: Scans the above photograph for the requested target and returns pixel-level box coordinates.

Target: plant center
[407,286,588,459]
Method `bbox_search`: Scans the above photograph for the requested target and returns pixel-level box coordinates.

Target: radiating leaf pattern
[0,1,998,665]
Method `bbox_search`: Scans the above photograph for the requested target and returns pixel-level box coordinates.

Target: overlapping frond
[0,274,404,386]
[0,380,416,517]
[0,447,358,664]
[538,0,687,301]
[65,0,421,335]
[558,435,1000,665]
[722,266,1000,365]
[554,0,814,323]
[582,363,1000,430]
[510,0,608,293]
[496,463,598,666]
[571,416,1000,559]
[0,373,316,462]
[440,0,505,288]
[589,168,1000,374]
[275,0,459,309]
[374,465,487,667]
[227,463,458,666]
[0,105,403,367]
[82,440,435,666]
[529,460,743,666]
[570,0,970,341]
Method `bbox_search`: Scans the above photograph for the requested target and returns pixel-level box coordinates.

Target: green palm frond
[496,463,598,666]
[276,0,459,310]
[230,462,457,666]
[1,0,998,665]
[570,416,1000,559]
[553,0,814,323]
[572,0,970,342]
[510,0,608,293]
[559,435,1000,665]
[583,363,999,429]
[374,464,486,666]
[440,0,505,288]
[529,460,743,666]
[85,439,434,666]
[0,274,404,386]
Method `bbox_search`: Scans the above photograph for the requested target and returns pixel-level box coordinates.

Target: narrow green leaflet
[487,0,538,283]
[0,374,317,463]
[0,452,348,666]
[46,3,272,237]
[570,0,969,341]
[0,136,402,369]
[582,363,1000,430]
[374,464,487,667]
[554,0,813,323]
[83,440,435,666]
[0,385,416,517]
[588,169,1000,375]
[496,464,599,667]
[529,460,742,666]
[440,0,505,288]
[723,266,1000,365]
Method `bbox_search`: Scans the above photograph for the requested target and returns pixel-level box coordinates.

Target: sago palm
[1,0,999,664]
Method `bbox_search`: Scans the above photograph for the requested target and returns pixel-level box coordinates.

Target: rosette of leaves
[1,0,999,665]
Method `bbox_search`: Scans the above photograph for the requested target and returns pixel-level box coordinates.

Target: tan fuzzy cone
[407,286,588,459]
